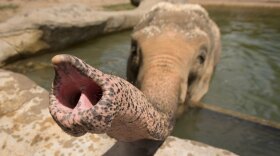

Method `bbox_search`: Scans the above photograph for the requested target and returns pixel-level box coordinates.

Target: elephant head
[127,2,221,116]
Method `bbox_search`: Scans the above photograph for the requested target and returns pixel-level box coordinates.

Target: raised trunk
[49,54,174,141]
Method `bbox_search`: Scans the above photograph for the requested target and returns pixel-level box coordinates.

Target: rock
[0,69,237,155]
[0,3,144,66]
[0,69,116,155]
[0,0,190,66]
[155,136,237,156]
[0,69,39,116]
[0,40,18,66]
[0,29,49,63]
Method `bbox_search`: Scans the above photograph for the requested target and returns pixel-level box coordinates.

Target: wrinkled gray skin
[49,54,173,142]
[127,2,221,117]
[49,2,220,155]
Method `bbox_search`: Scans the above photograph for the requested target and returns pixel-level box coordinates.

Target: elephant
[49,2,220,143]
[127,2,221,116]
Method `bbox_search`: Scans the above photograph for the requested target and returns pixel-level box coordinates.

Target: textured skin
[49,54,174,141]
[127,2,221,116]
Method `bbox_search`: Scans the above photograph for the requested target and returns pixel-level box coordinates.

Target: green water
[173,108,280,156]
[203,7,280,123]
[4,7,280,156]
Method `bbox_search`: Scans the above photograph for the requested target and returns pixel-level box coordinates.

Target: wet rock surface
[0,69,237,155]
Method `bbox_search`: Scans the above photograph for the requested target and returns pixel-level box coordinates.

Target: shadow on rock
[103,140,163,156]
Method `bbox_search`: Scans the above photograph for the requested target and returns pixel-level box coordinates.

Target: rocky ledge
[0,0,195,67]
[0,3,143,66]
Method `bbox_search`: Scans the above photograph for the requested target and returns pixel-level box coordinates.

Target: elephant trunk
[139,68,182,115]
[49,54,173,142]
[135,32,194,116]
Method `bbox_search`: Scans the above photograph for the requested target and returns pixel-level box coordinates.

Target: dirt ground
[0,0,279,23]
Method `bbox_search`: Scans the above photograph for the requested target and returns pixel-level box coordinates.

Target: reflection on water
[4,6,280,156]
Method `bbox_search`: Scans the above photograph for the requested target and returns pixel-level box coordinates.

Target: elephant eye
[131,40,138,54]
[130,39,141,65]
[198,48,207,64]
[188,72,197,87]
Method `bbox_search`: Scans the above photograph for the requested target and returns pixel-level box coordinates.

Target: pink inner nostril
[82,83,102,107]
[68,91,81,109]
[55,65,103,110]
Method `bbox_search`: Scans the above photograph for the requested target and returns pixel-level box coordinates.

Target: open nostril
[85,86,102,106]
[58,82,103,110]
[67,91,81,109]
[53,61,104,110]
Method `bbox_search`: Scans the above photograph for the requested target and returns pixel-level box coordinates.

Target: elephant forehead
[134,2,213,41]
[135,25,208,42]
[137,29,207,57]
[140,31,192,52]
[138,2,209,27]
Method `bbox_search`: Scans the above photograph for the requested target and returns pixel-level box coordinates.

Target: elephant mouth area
[52,59,103,112]
[49,55,117,136]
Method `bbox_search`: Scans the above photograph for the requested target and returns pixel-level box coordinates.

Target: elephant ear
[188,23,221,105]
[127,39,141,84]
